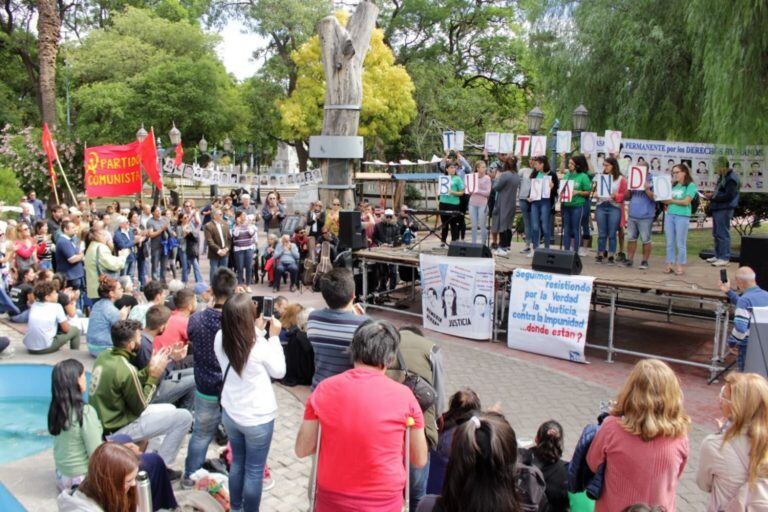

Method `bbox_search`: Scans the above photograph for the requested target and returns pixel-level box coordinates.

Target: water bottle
[135,470,152,512]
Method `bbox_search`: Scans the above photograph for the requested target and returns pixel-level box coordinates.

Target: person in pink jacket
[587,359,690,511]
[468,160,492,246]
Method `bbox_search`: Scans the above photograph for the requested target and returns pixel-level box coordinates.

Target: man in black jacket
[373,209,401,292]
[706,156,740,267]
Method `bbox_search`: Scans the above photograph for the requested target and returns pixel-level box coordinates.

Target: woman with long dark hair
[418,411,521,512]
[594,157,627,264]
[51,360,177,511]
[441,286,457,318]
[490,156,521,255]
[528,156,559,256]
[560,154,593,253]
[215,293,285,511]
[520,420,569,511]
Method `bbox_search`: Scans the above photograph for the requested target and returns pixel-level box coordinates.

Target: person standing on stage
[439,163,465,247]
[560,154,593,254]
[663,164,697,276]
[468,161,492,247]
[528,156,559,257]
[594,157,627,265]
[706,156,740,267]
[490,156,520,256]
[719,266,768,372]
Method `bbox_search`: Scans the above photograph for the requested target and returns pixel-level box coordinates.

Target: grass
[648,223,768,257]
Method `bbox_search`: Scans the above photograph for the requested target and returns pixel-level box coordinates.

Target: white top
[24,301,67,351]
[214,328,286,427]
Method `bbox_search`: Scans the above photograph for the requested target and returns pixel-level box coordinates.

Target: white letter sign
[556,131,572,153]
[515,135,531,157]
[652,175,672,201]
[530,136,547,157]
[604,130,622,154]
[484,132,500,153]
[628,165,648,191]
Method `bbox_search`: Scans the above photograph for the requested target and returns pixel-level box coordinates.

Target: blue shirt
[86,299,121,356]
[727,286,768,371]
[628,173,656,219]
[307,308,368,389]
[55,235,84,281]
[189,307,224,397]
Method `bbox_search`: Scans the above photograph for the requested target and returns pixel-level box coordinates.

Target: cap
[384,208,395,216]
[194,283,210,295]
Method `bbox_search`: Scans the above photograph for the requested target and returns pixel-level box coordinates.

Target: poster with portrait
[420,254,494,340]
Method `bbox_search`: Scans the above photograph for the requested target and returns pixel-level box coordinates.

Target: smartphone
[720,269,728,284]
[263,296,274,320]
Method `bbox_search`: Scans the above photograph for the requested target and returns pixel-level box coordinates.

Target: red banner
[139,128,163,190]
[41,123,58,185]
[84,141,143,198]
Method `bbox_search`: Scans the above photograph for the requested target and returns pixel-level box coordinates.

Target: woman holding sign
[663,164,697,275]
[439,163,465,247]
[560,154,593,254]
[595,157,627,264]
[528,156,559,257]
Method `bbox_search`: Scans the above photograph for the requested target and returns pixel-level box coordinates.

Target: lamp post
[136,124,148,142]
[169,122,181,147]
[526,106,545,135]
[572,104,589,136]
[198,135,208,154]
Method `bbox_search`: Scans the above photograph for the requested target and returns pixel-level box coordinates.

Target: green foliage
[0,167,24,205]
[240,75,283,162]
[68,7,248,148]
[734,193,768,236]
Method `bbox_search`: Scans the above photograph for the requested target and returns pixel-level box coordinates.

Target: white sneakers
[494,248,508,256]
[526,251,535,258]
[578,248,589,257]
[711,259,730,267]
[706,256,718,263]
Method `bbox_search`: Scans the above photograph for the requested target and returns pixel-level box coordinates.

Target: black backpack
[516,449,549,512]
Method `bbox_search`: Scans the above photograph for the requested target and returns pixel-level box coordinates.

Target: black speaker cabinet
[210,185,219,198]
[741,235,768,290]
[339,210,366,250]
[447,241,493,258]
[532,248,582,275]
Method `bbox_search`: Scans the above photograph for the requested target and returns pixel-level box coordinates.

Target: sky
[214,19,269,81]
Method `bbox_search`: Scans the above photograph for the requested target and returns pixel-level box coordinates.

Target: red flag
[174,143,184,167]
[138,128,163,190]
[84,141,142,198]
[41,123,58,185]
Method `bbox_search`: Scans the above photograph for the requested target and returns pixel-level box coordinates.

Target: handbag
[395,349,437,412]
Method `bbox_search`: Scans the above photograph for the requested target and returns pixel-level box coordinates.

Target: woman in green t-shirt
[560,154,593,252]
[662,164,698,275]
[439,162,465,246]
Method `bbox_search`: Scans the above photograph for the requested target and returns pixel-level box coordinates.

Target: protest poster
[605,130,622,154]
[514,135,531,156]
[628,165,648,191]
[541,175,552,199]
[420,254,494,340]
[84,141,143,198]
[439,175,451,195]
[464,173,478,194]
[529,177,543,201]
[558,180,573,202]
[499,133,514,154]
[580,132,598,154]
[556,131,572,153]
[442,131,465,151]
[597,174,612,198]
[653,175,673,201]
[507,269,594,362]
[530,136,547,157]
[484,132,500,153]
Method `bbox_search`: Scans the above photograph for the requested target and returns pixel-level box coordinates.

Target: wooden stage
[354,242,732,378]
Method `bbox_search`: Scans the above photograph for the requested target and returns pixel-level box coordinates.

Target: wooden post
[317,1,379,209]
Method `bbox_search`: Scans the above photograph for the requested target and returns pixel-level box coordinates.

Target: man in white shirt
[23,281,80,354]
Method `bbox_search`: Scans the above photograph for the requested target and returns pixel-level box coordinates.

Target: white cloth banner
[507,269,594,362]
[420,254,494,340]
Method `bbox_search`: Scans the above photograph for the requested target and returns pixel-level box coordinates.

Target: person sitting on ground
[519,420,569,512]
[86,276,131,357]
[133,305,195,411]
[89,320,193,474]
[152,288,195,353]
[719,266,768,372]
[84,227,130,301]
[183,268,237,487]
[48,360,177,510]
[127,280,168,327]
[23,281,80,355]
[307,268,368,389]
[418,412,521,512]
[272,234,300,292]
[295,320,428,512]
[697,372,768,510]
[193,282,212,312]
[51,272,79,319]
[215,293,285,511]
[280,303,315,386]
[426,388,482,494]
[586,359,690,511]
[6,267,35,322]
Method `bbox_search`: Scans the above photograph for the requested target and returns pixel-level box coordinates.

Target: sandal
[663,267,674,274]
[675,267,685,275]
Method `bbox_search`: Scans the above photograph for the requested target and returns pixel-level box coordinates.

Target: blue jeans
[530,200,551,249]
[184,393,222,478]
[121,255,135,279]
[596,203,621,254]
[519,199,532,245]
[410,456,430,512]
[209,256,229,284]
[0,286,20,316]
[222,412,274,512]
[179,252,203,284]
[562,204,583,252]
[712,208,733,260]
[469,204,488,245]
[137,251,148,288]
[38,260,52,270]
[275,261,298,288]
[9,309,29,323]
[234,249,255,285]
[151,246,167,280]
[665,214,690,265]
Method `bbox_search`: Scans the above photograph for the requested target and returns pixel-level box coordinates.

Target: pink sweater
[586,415,689,512]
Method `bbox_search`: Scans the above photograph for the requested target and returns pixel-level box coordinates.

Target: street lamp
[169,122,181,146]
[198,136,208,154]
[526,106,544,135]
[223,137,233,154]
[136,124,148,142]
[572,104,589,134]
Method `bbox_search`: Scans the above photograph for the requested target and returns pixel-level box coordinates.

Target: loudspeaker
[210,185,219,198]
[532,248,582,275]
[740,235,768,290]
[447,241,493,258]
[339,210,365,250]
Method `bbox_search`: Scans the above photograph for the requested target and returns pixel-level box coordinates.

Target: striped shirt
[307,308,369,389]
[232,224,258,251]
[726,286,768,370]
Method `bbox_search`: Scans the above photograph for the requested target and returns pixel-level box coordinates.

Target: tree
[68,7,248,148]
[279,12,417,160]
[37,0,61,128]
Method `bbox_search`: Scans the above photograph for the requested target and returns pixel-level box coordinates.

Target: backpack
[516,449,548,512]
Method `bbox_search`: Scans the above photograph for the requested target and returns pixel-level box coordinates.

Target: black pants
[458,194,469,240]
[499,229,513,249]
[440,202,461,244]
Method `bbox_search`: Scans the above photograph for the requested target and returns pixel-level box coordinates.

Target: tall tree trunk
[295,140,309,172]
[317,0,378,209]
[37,0,61,129]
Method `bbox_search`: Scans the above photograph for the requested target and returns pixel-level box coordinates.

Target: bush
[733,193,768,236]
[0,166,23,205]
